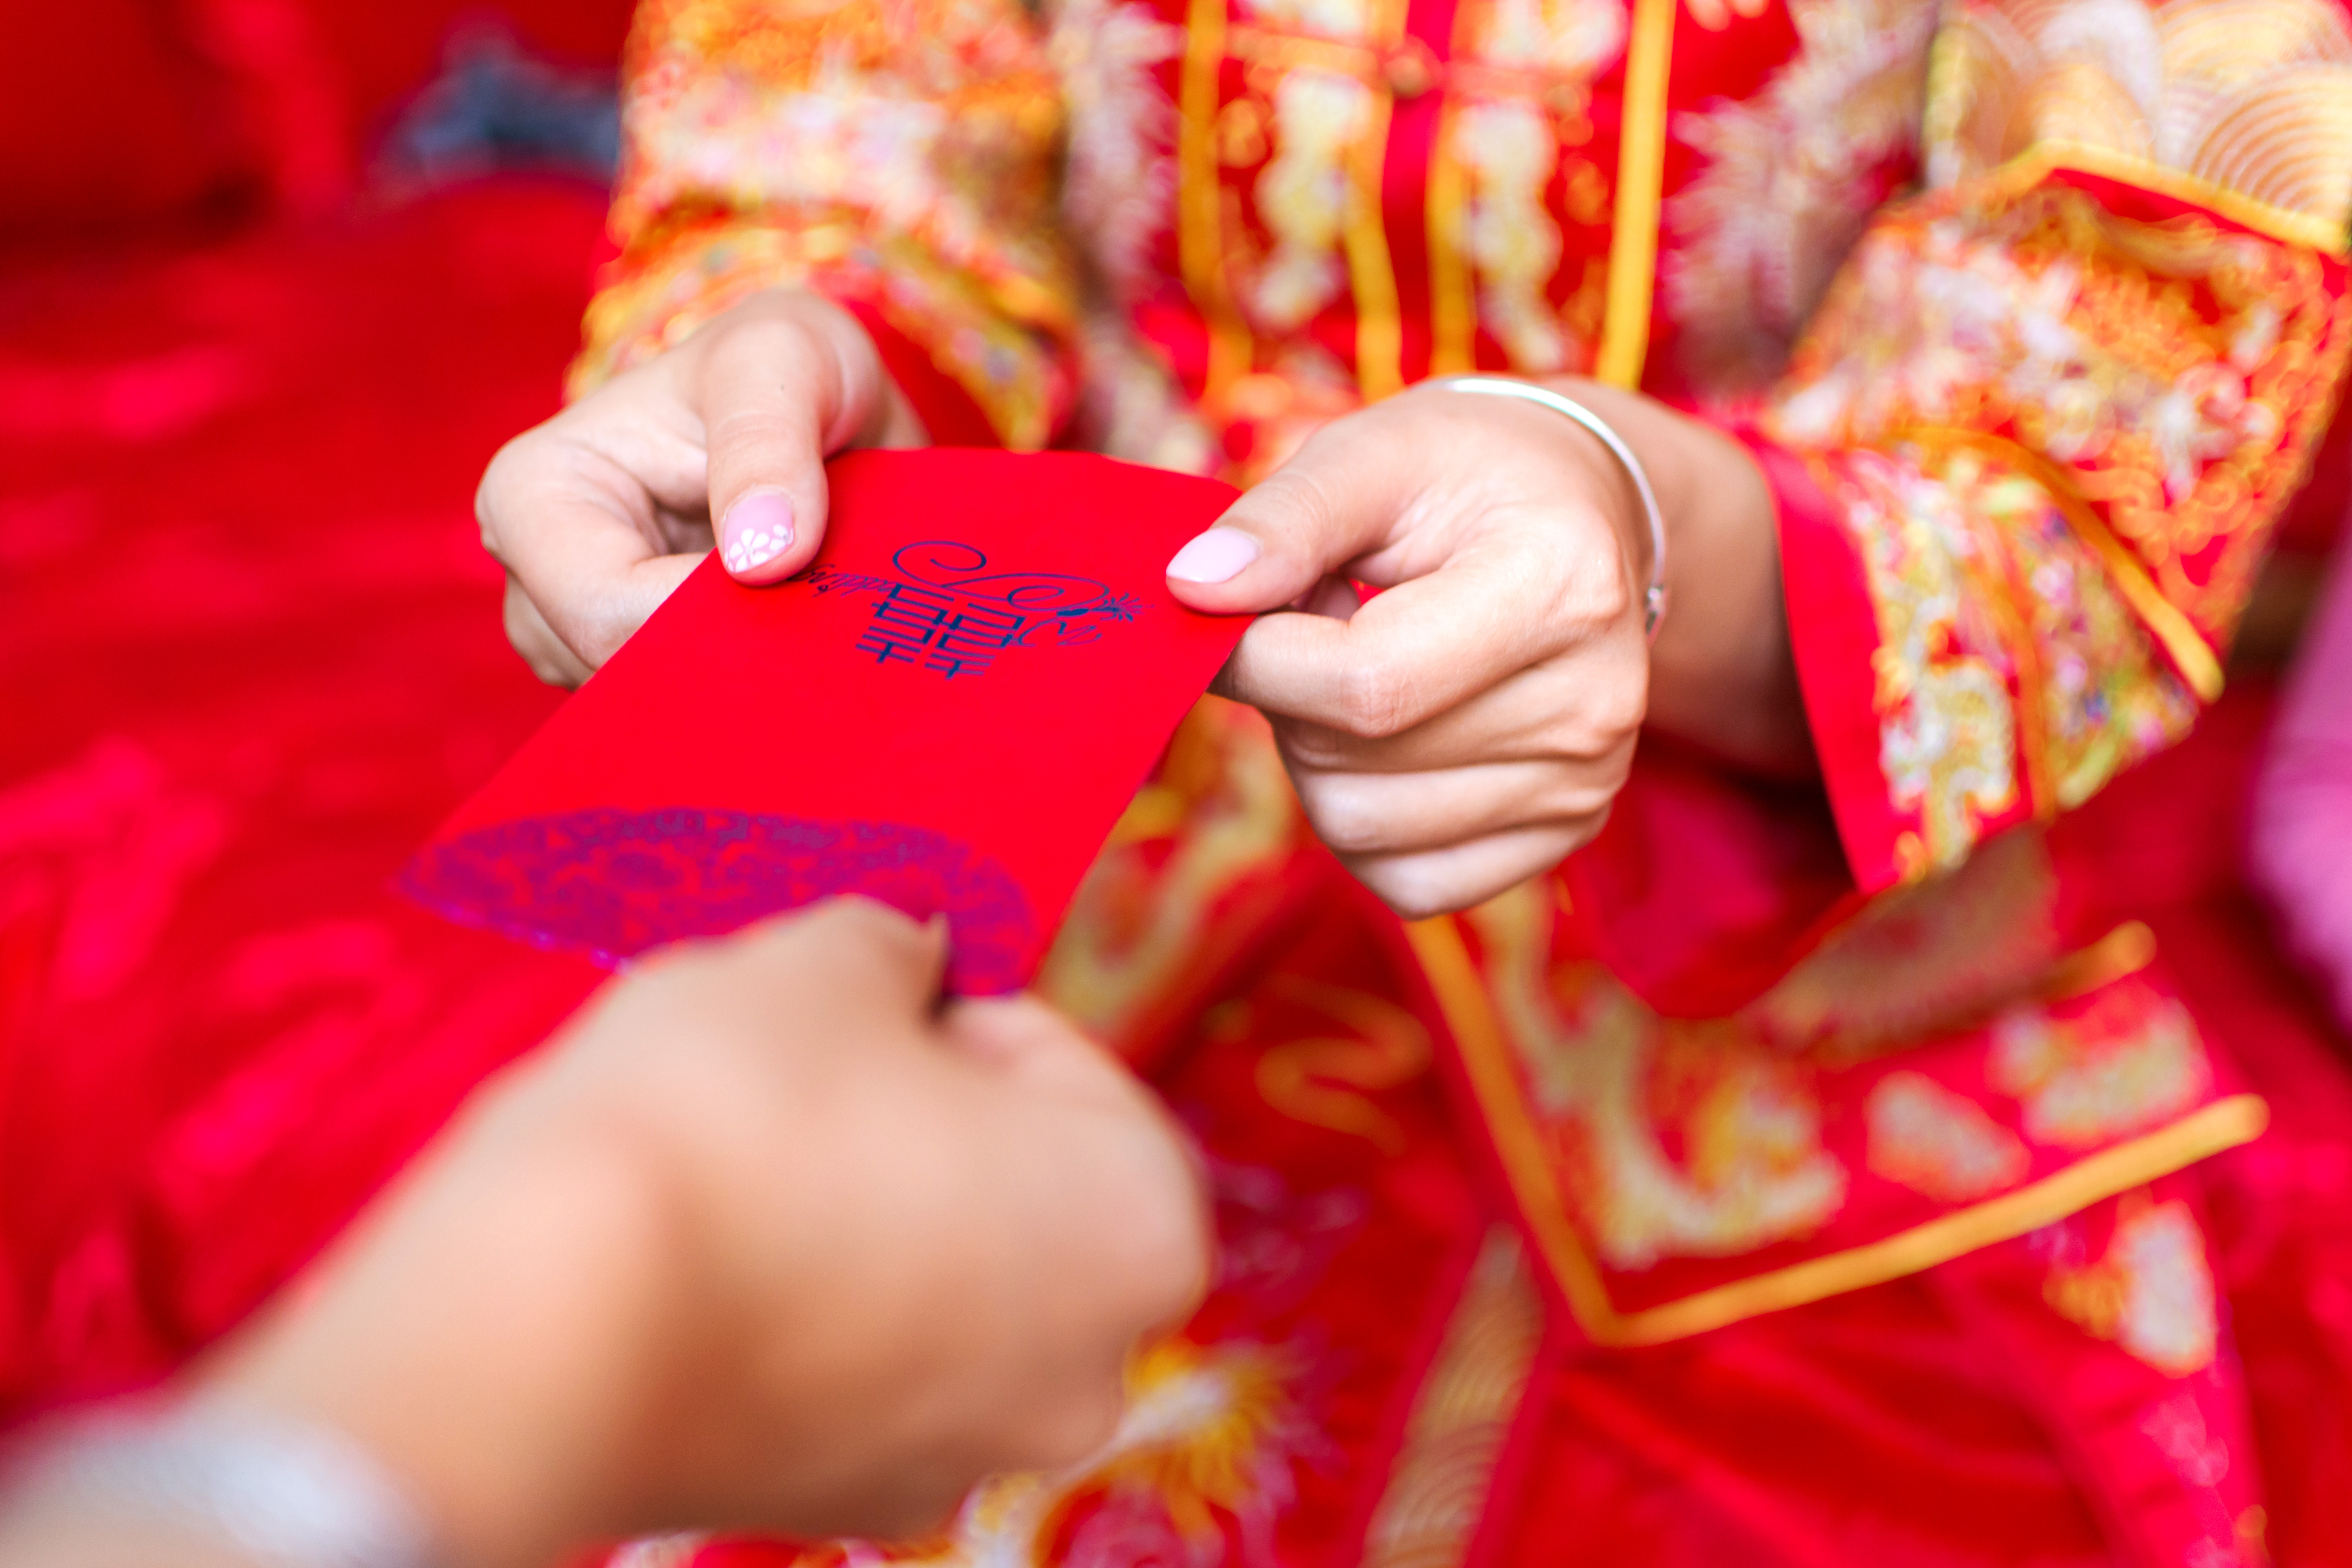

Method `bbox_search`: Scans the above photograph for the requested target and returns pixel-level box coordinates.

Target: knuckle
[704,402,810,454]
[473,437,538,539]
[1273,717,1353,772]
[1334,659,1417,739]
[1524,523,1633,634]
[1582,669,1649,740]
[1571,555,1636,628]
[1551,772,1624,822]
[711,305,817,359]
[1301,782,1388,855]
[1357,861,1453,924]
[570,610,635,673]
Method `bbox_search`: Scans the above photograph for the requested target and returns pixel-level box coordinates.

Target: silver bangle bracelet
[1435,375,1670,640]
[4,1402,439,1568]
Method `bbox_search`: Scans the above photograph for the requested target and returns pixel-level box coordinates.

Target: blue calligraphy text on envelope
[803,540,1146,679]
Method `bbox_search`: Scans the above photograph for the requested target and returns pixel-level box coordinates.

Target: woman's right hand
[477,288,926,687]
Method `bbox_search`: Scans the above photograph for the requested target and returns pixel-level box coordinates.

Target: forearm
[0,1116,693,1568]
[1542,379,1812,778]
[207,1113,687,1568]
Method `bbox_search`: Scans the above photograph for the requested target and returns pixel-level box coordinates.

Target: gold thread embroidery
[1469,885,1850,1270]
[1038,700,1299,1044]
[1359,1229,1544,1568]
[1989,990,2215,1150]
[1254,975,1434,1153]
[1923,0,2352,247]
[1405,914,1625,1332]
[1903,427,2229,700]
[2045,1192,2221,1376]
[1866,1070,2033,1201]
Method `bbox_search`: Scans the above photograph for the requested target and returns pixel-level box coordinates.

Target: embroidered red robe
[567,0,2352,1562]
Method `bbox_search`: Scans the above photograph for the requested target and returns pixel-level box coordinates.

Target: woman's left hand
[1164,377,1804,919]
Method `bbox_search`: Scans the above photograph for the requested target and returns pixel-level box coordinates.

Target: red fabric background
[0,0,636,235]
[0,178,612,1415]
[5,10,2351,1556]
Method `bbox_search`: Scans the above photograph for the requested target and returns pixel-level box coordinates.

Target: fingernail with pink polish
[721,491,795,574]
[1166,527,1261,584]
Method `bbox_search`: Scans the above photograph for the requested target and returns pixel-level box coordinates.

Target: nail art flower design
[724,525,790,572]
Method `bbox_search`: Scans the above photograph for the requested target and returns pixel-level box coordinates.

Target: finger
[696,301,887,585]
[1299,574,1364,621]
[1289,755,1628,857]
[1217,515,1618,736]
[480,432,707,670]
[1164,417,1420,614]
[726,898,950,1026]
[941,994,1145,1102]
[943,997,1214,1295]
[501,575,595,688]
[1270,646,1649,775]
[1343,818,1606,922]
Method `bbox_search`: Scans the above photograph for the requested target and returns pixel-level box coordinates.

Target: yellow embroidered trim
[1900,428,2228,702]
[1254,976,1433,1155]
[1407,912,2270,1345]
[1406,915,1627,1331]
[1966,496,2060,817]
[1593,0,1676,389]
[2042,920,2157,1003]
[1626,1094,2267,1341]
[1425,100,1476,378]
[1342,0,1412,402]
[1179,0,1253,408]
[1348,89,1407,402]
[1977,140,2350,257]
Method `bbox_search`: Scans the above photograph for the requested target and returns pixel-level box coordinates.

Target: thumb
[941,993,1132,1093]
[696,300,888,585]
[726,897,951,1029]
[1163,435,1398,615]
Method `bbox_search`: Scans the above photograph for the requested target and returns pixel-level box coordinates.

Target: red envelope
[400,450,1246,993]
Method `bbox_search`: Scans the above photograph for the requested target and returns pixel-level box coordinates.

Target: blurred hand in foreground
[1,900,1209,1568]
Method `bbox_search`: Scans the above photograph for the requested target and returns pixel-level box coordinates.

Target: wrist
[1535,379,1814,774]
[208,1119,690,1568]
[1439,376,1666,635]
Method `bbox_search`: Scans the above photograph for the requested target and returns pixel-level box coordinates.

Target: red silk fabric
[7,180,2352,1564]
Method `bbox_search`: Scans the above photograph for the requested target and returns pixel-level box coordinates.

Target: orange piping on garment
[1593,0,1675,390]
[1406,912,2270,1347]
[1979,140,2350,256]
[1899,427,2227,703]
[1178,0,1254,409]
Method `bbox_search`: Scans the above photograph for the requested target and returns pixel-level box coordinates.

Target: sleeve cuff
[1547,423,1866,1019]
[1736,428,1924,896]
